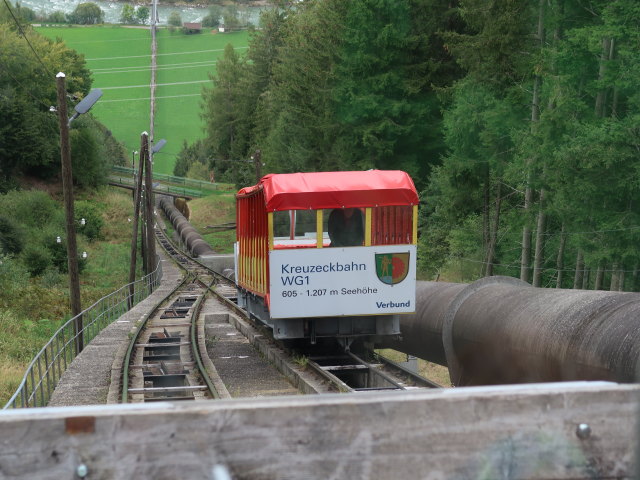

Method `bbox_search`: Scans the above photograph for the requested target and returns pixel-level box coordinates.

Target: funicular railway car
[235,170,418,347]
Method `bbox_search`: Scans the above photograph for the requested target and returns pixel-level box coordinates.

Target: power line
[2,0,54,77]
[99,93,201,103]
[86,46,248,61]
[92,60,217,74]
[98,80,208,90]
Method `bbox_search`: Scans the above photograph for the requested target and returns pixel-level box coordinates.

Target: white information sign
[269,245,416,319]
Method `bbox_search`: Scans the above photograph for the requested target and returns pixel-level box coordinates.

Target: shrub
[70,120,108,187]
[47,11,67,23]
[0,255,29,302]
[75,200,103,241]
[0,216,24,255]
[22,244,53,276]
[168,11,182,27]
[68,2,104,24]
[0,190,59,228]
[186,161,209,181]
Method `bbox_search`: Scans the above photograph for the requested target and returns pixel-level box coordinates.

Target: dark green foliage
[74,200,103,241]
[0,190,59,228]
[69,116,109,187]
[68,2,103,25]
[259,0,347,173]
[222,6,241,30]
[120,4,135,24]
[191,0,640,288]
[0,23,114,185]
[0,86,58,181]
[12,3,35,22]
[0,255,29,298]
[46,11,67,24]
[202,6,221,28]
[198,2,460,189]
[0,216,23,255]
[332,0,444,182]
[168,11,182,27]
[46,236,67,273]
[22,244,52,276]
[136,6,149,25]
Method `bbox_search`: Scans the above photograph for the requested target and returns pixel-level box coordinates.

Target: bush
[0,216,24,255]
[186,161,209,181]
[75,200,104,241]
[0,255,29,302]
[120,4,135,24]
[68,2,103,24]
[168,11,182,27]
[202,6,221,28]
[21,245,52,276]
[70,120,108,187]
[0,190,60,228]
[47,11,67,23]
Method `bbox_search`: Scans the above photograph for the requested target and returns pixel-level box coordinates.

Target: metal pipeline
[379,276,640,386]
[158,196,216,257]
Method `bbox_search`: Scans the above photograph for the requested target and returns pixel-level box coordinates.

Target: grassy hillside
[0,187,140,406]
[37,26,250,174]
[187,192,236,253]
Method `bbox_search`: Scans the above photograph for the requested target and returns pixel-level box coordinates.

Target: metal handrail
[2,259,163,409]
[110,165,223,192]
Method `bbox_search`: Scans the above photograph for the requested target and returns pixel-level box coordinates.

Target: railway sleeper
[160,308,189,319]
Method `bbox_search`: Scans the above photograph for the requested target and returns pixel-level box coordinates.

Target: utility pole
[128,133,148,307]
[55,72,83,354]
[144,140,156,274]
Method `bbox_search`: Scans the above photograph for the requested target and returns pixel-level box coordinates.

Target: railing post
[44,348,51,402]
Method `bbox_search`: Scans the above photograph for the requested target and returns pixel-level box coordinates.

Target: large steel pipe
[380,281,465,366]
[158,196,215,257]
[380,276,640,386]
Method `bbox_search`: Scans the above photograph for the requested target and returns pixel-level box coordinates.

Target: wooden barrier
[0,382,637,479]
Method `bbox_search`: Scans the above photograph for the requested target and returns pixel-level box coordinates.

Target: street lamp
[152,139,166,154]
[55,72,102,354]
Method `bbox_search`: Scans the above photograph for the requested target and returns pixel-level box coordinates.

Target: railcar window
[273,210,290,238]
[294,210,316,237]
[272,210,320,247]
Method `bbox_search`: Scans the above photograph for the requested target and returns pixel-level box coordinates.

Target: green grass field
[37,25,250,174]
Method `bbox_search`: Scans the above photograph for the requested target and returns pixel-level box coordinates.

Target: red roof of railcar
[236,170,418,211]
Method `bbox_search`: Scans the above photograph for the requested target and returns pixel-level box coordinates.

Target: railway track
[122,223,441,403]
[121,228,221,403]
[307,350,442,393]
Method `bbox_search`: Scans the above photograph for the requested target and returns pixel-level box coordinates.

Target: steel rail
[306,359,353,393]
[153,227,221,400]
[121,274,191,403]
[346,351,406,390]
[372,351,443,389]
[189,277,221,399]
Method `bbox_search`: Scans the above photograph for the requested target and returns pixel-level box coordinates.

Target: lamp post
[55,72,102,354]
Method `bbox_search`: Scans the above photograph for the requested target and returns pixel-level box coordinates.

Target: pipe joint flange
[442,275,530,386]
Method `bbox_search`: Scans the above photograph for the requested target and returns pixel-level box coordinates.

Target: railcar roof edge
[236,170,419,211]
